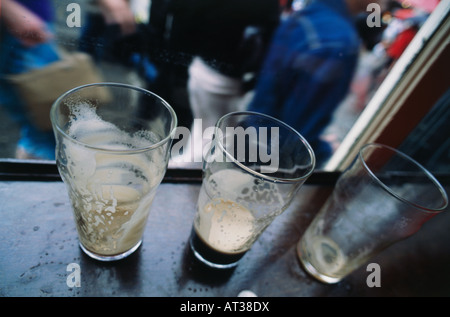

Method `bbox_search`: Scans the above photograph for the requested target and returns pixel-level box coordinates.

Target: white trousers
[181,57,247,162]
[188,57,245,129]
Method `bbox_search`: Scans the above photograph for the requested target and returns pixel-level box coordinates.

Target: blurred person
[383,0,436,64]
[79,0,138,63]
[247,0,387,167]
[167,0,280,161]
[98,0,137,36]
[353,0,435,111]
[141,0,194,130]
[0,0,58,159]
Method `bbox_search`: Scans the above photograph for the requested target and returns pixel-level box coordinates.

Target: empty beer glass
[190,112,316,268]
[297,143,448,283]
[51,83,177,261]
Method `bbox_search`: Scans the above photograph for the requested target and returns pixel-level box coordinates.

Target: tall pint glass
[190,112,316,268]
[51,83,177,261]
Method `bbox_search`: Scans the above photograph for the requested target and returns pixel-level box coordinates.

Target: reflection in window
[0,0,441,171]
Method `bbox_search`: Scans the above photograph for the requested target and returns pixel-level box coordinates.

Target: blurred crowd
[0,0,440,166]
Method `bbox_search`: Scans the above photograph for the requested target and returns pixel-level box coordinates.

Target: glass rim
[214,111,316,184]
[359,143,449,213]
[50,82,178,154]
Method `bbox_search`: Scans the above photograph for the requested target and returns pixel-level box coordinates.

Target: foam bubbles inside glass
[50,83,177,261]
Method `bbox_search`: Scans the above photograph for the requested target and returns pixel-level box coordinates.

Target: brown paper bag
[7,52,109,131]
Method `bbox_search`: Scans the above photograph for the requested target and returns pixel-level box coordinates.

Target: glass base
[296,242,342,284]
[189,230,244,269]
[79,240,142,262]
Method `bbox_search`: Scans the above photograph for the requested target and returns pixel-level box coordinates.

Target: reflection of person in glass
[0,0,58,159]
[247,0,386,167]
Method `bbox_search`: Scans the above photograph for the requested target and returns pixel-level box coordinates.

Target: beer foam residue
[67,103,159,150]
[197,198,255,253]
[311,236,346,274]
[60,103,166,256]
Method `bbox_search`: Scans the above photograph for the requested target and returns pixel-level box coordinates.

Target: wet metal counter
[1,160,449,297]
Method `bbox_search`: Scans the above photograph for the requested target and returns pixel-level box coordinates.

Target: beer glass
[297,143,448,283]
[51,83,177,261]
[190,111,316,268]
